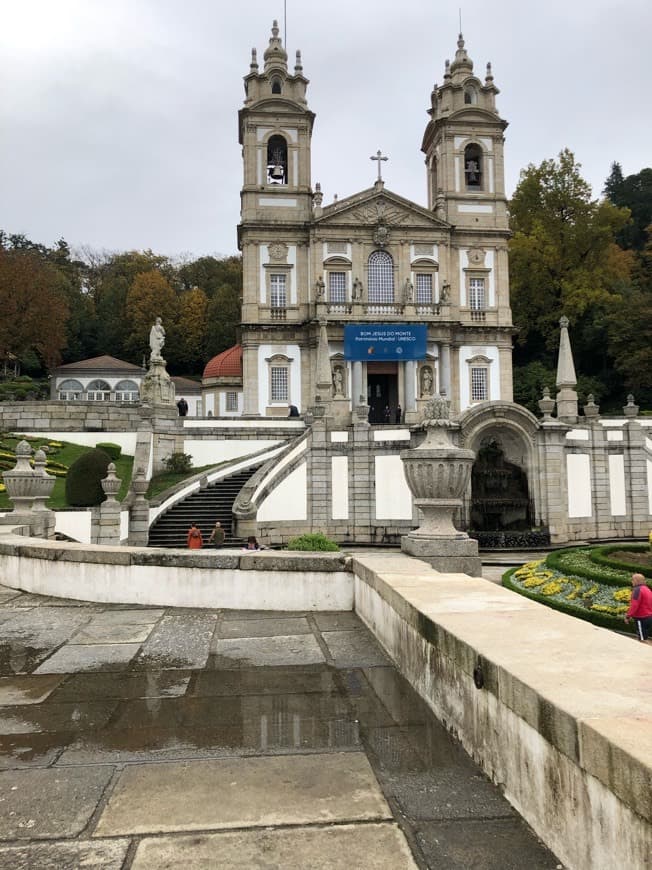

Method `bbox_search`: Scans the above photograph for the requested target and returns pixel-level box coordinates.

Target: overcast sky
[2,0,650,260]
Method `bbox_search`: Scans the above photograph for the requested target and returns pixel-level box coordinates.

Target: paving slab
[70,622,153,644]
[188,666,338,697]
[312,611,364,631]
[0,700,117,735]
[320,629,391,668]
[220,609,310,620]
[94,752,391,836]
[0,838,130,870]
[87,609,165,625]
[133,613,217,669]
[416,818,562,870]
[0,642,55,676]
[213,616,312,640]
[0,608,92,647]
[0,766,113,839]
[34,643,141,674]
[0,674,64,706]
[0,588,22,605]
[130,822,418,869]
[211,635,325,668]
[51,670,192,702]
[0,732,73,769]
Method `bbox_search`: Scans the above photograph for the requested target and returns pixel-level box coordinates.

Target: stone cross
[370,150,388,182]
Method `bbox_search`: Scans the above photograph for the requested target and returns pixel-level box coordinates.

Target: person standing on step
[624,573,652,644]
[187,522,203,549]
[208,520,225,549]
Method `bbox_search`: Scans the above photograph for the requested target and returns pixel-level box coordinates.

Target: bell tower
[421,34,509,231]
[238,21,315,226]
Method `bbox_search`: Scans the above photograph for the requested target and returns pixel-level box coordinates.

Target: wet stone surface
[0,585,563,868]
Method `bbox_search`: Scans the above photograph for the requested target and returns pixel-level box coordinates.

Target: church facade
[234,22,514,424]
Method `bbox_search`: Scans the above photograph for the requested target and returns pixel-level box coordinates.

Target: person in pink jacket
[624,573,652,643]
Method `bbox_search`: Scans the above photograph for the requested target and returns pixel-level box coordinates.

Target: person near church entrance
[177,397,188,417]
[624,573,652,643]
[243,535,262,550]
[208,520,225,548]
[187,522,203,549]
[383,405,391,424]
[395,404,402,424]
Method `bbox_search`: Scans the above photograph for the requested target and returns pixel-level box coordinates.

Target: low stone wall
[351,552,652,870]
[0,534,352,611]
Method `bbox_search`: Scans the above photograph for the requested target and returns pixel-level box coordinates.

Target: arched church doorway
[367,361,398,424]
[470,437,532,531]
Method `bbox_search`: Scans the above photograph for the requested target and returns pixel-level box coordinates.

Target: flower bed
[503,548,645,633]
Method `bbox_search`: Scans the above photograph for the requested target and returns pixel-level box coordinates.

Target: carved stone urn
[2,441,54,510]
[400,395,481,576]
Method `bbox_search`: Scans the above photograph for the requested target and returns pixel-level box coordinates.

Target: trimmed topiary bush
[286,532,339,552]
[163,452,193,474]
[95,442,122,461]
[65,448,111,507]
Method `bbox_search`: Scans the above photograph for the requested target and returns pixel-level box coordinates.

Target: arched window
[58,379,83,401]
[267,135,287,184]
[368,251,394,304]
[464,143,483,189]
[271,76,282,94]
[115,380,139,402]
[87,379,111,401]
[464,87,477,105]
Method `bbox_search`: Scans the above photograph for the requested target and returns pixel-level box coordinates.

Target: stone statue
[440,282,450,304]
[315,276,325,300]
[403,278,414,303]
[149,317,166,361]
[420,366,434,397]
[332,365,345,397]
[352,278,363,301]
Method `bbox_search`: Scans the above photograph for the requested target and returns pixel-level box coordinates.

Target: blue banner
[344,324,427,361]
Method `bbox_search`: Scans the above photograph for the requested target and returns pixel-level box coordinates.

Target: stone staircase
[147,467,259,548]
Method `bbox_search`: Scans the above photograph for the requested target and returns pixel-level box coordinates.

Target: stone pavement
[0,584,563,869]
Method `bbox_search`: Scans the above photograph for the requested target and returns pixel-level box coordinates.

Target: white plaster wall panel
[288,245,297,304]
[259,245,267,303]
[454,156,461,192]
[458,346,500,411]
[257,462,307,521]
[204,393,215,416]
[458,204,494,213]
[374,455,413,519]
[454,136,466,148]
[183,439,280,467]
[330,432,349,443]
[280,127,298,144]
[54,510,92,544]
[331,456,349,520]
[26,432,138,454]
[257,148,262,185]
[479,137,493,152]
[258,197,298,207]
[566,430,590,441]
[486,155,494,193]
[183,419,304,430]
[606,430,623,442]
[567,454,592,517]
[120,510,129,542]
[608,454,626,516]
[646,437,652,451]
[458,250,468,306]
[256,127,273,142]
[256,344,302,415]
[373,430,410,442]
[648,458,652,515]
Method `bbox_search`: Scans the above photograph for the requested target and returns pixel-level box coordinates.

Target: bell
[271,164,284,179]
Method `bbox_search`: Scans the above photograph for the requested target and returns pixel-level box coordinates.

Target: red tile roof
[203,345,242,379]
[53,355,145,373]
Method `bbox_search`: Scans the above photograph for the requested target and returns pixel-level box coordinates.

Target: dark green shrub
[96,442,122,461]
[286,532,339,552]
[163,452,193,474]
[589,544,652,578]
[65,448,111,507]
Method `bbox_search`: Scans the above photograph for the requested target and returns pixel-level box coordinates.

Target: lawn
[0,435,133,511]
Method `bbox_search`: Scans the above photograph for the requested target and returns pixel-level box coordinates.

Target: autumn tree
[205,283,241,359]
[125,270,179,364]
[176,285,209,372]
[509,149,632,406]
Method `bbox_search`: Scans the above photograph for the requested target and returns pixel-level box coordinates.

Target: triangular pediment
[315,187,450,230]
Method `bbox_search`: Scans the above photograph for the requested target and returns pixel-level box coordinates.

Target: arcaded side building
[229,22,513,423]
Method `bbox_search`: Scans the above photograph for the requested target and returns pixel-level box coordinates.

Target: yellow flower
[613,587,632,602]
[542,580,565,596]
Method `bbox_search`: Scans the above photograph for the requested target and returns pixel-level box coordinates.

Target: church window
[115,380,139,402]
[328,272,346,304]
[368,250,394,304]
[270,274,287,309]
[415,274,433,304]
[86,379,111,401]
[225,391,238,412]
[464,143,483,189]
[271,76,282,94]
[270,367,289,402]
[58,379,83,401]
[464,87,477,105]
[469,278,486,310]
[470,367,489,402]
[266,135,287,184]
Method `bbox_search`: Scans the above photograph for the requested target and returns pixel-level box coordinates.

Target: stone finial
[538,386,556,421]
[101,462,122,502]
[623,394,639,419]
[294,50,303,73]
[422,392,452,429]
[444,59,451,80]
[485,62,493,83]
[264,19,288,71]
[556,315,578,422]
[583,394,600,419]
[250,47,258,70]
[313,182,323,208]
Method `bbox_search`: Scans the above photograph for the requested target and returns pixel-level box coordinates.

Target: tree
[125,270,178,363]
[176,286,209,373]
[0,248,70,369]
[603,162,652,251]
[509,150,632,402]
[205,283,241,359]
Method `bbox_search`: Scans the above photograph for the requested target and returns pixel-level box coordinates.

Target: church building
[205,22,514,423]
